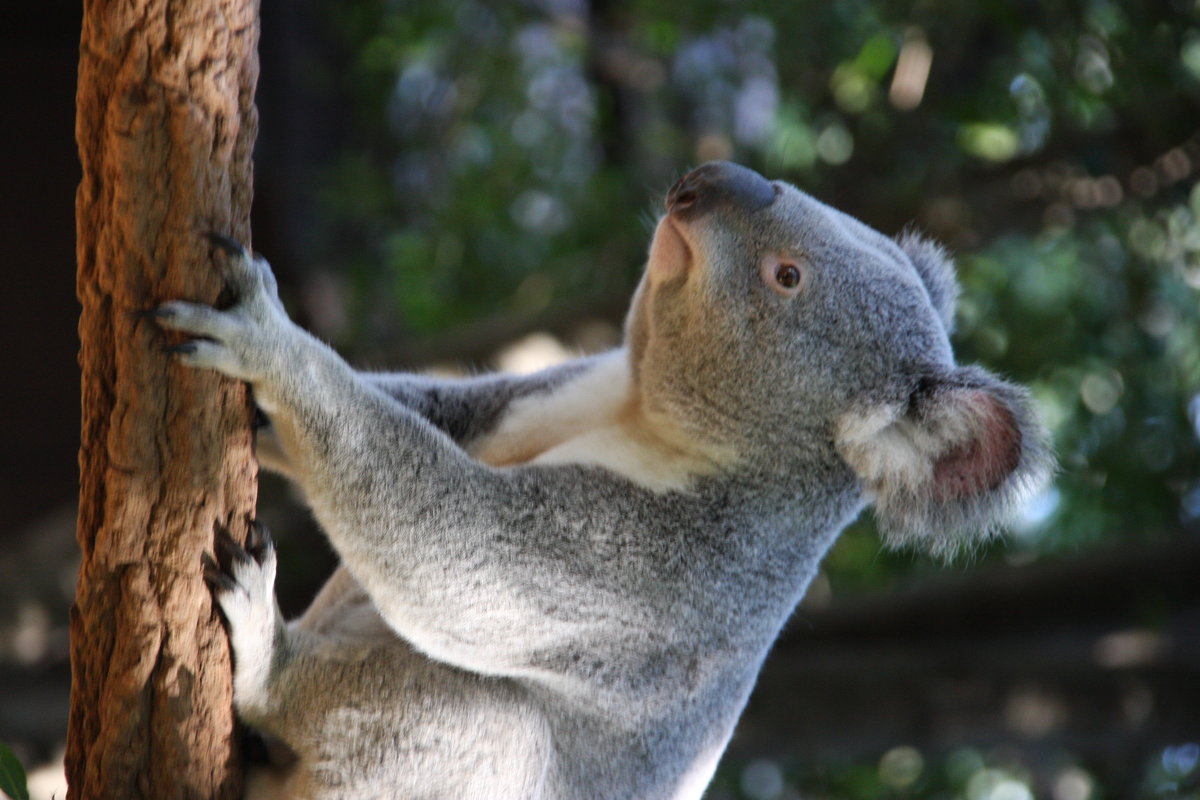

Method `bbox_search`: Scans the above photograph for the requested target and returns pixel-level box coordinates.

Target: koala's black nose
[666,161,778,218]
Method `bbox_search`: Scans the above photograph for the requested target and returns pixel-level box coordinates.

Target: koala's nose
[665,161,778,219]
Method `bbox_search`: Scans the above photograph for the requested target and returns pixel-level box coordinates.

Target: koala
[154,161,1052,799]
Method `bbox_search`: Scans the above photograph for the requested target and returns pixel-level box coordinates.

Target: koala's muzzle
[666,161,777,220]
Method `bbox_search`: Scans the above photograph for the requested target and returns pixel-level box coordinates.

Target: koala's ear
[836,365,1053,557]
[896,231,959,335]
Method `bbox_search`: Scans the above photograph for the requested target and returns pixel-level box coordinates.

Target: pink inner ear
[932,391,1022,501]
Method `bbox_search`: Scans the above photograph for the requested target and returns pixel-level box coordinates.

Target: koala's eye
[761,255,806,297]
[775,264,802,289]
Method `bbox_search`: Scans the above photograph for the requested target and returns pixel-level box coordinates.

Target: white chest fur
[469,351,735,492]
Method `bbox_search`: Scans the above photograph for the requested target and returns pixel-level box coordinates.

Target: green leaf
[853,32,898,80]
[0,742,29,800]
[957,122,1020,162]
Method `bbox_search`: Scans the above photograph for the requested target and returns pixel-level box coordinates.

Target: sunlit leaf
[957,122,1020,161]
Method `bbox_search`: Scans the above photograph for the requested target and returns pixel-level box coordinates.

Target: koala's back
[261,575,778,800]
[250,589,555,799]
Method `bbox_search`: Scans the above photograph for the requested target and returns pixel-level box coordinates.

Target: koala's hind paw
[207,522,282,713]
[207,521,278,617]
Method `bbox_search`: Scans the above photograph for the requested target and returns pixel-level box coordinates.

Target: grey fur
[157,162,1052,799]
[896,229,959,334]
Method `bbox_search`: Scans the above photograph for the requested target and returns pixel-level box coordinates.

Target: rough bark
[70,0,260,797]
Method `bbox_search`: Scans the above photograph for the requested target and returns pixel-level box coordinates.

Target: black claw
[214,529,252,570]
[130,306,173,321]
[246,520,274,563]
[205,231,248,257]
[162,342,198,355]
[202,551,238,594]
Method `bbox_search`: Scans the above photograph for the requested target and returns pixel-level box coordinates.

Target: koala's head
[626,161,1052,554]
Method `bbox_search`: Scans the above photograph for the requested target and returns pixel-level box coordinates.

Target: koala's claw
[202,550,238,595]
[150,233,290,382]
[211,521,275,570]
[205,231,248,257]
[213,523,252,569]
[157,299,241,334]
[129,306,171,321]
[160,335,240,375]
[246,519,274,562]
[208,522,278,608]
[205,233,282,307]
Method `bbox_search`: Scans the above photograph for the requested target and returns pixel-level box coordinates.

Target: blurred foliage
[288,0,1200,583]
[709,741,1200,800]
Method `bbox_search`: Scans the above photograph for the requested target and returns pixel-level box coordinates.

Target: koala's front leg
[155,237,570,675]
[153,235,385,466]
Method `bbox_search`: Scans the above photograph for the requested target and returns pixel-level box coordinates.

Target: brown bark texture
[70,0,260,797]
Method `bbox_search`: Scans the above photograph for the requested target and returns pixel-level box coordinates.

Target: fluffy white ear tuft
[836,366,1053,557]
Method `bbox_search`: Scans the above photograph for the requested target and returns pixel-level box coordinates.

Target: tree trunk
[69,0,260,797]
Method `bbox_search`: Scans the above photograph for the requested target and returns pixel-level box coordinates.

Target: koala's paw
[151,234,290,382]
[205,521,281,711]
[206,520,278,633]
